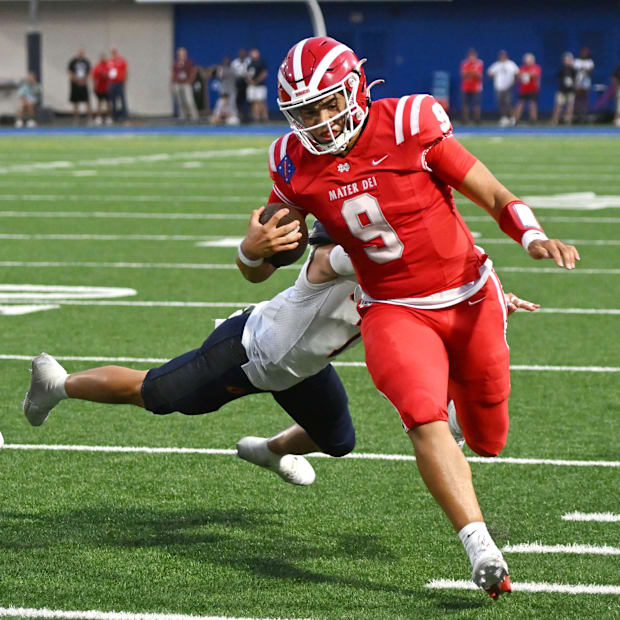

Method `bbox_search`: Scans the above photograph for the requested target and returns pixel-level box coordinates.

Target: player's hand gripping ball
[259,203,308,267]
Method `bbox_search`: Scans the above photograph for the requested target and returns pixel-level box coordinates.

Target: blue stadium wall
[174,0,620,117]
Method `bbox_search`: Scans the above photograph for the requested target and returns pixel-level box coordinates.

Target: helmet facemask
[279,69,367,155]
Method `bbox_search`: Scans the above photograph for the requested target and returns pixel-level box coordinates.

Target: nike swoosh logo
[371,155,389,166]
[468,297,486,306]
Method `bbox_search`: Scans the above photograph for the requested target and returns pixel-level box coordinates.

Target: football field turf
[0,130,618,619]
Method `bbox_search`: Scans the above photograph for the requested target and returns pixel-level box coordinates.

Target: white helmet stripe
[307,44,353,92]
[410,94,429,136]
[394,95,410,145]
[292,38,309,88]
[278,69,295,98]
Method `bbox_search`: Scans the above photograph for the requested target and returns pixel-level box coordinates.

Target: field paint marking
[1,355,618,373]
[1,261,618,275]
[0,304,59,315]
[503,543,620,555]
[562,512,620,522]
[0,194,255,203]
[426,579,620,595]
[4,444,620,468]
[464,215,620,224]
[0,285,136,300]
[519,192,620,210]
[0,607,306,620]
[0,211,248,220]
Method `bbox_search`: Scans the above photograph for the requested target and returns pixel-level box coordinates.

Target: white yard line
[0,194,255,203]
[0,299,618,315]
[426,579,620,595]
[478,238,620,246]
[1,355,618,373]
[0,607,305,620]
[0,261,617,274]
[0,148,264,175]
[463,215,620,224]
[0,234,219,242]
[562,512,620,522]
[503,543,620,555]
[3,443,620,468]
[0,211,248,220]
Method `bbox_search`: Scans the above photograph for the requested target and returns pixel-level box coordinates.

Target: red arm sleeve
[424,136,478,189]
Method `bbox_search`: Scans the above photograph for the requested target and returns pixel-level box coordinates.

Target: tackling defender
[23,221,535,489]
[236,36,578,599]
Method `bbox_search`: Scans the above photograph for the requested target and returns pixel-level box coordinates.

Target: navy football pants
[141,313,355,457]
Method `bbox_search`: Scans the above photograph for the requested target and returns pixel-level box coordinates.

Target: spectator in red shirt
[514,53,541,123]
[107,47,128,122]
[460,48,483,124]
[92,53,111,125]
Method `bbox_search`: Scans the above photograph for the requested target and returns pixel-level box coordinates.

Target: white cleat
[236,436,316,486]
[22,353,68,426]
[447,400,465,449]
[472,551,512,600]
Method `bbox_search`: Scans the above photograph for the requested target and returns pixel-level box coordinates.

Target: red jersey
[107,56,127,83]
[268,95,482,301]
[518,64,541,95]
[92,61,109,94]
[460,58,483,93]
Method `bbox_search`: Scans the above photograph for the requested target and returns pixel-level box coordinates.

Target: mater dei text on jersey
[328,176,378,201]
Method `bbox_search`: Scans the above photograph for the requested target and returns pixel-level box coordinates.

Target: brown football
[259,202,308,267]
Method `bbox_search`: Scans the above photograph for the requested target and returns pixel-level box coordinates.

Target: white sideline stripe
[0,607,306,620]
[1,299,618,315]
[1,355,618,373]
[562,512,620,522]
[0,211,249,220]
[4,444,620,468]
[425,579,620,595]
[503,543,620,555]
[0,261,617,275]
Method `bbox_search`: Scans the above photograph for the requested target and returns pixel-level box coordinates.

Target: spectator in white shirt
[487,50,520,126]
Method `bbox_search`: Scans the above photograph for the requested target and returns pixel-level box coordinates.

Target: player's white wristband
[237,245,264,268]
[521,229,549,251]
[329,244,355,277]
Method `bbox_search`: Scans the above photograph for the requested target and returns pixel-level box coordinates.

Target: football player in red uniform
[237,37,579,599]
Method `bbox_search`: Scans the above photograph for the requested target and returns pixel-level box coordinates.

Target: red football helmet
[277,37,370,155]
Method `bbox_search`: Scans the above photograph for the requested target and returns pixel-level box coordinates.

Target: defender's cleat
[23,353,67,426]
[472,552,511,600]
[236,436,316,486]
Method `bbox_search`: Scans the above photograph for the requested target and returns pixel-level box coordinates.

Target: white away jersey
[241,256,360,391]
